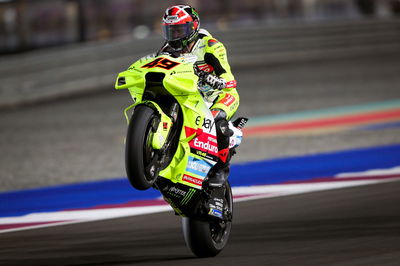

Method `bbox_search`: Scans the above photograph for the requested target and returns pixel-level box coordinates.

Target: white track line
[1,175,400,234]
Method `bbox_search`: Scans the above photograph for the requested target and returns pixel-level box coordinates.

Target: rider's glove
[203,74,226,90]
[194,66,226,90]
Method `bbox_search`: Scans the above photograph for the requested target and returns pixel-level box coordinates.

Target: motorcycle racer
[158,5,240,218]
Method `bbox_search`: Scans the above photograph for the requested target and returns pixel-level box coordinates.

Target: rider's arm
[204,38,237,90]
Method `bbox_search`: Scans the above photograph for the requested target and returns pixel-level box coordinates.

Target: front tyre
[125,105,159,190]
[182,182,233,257]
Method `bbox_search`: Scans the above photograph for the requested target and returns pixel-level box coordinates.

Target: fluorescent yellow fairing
[115,54,217,189]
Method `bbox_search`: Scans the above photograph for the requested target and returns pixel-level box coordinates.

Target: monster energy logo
[180,188,196,205]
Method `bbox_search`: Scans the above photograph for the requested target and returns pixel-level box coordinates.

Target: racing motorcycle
[115,53,247,257]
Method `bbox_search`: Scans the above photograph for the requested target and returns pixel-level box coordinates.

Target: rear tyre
[125,105,159,190]
[182,182,233,257]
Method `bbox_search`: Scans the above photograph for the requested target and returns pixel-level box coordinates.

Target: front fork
[147,102,180,178]
[125,100,176,150]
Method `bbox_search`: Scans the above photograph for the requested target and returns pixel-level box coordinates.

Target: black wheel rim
[210,220,229,244]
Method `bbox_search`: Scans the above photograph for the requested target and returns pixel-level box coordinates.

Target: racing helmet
[162,5,200,51]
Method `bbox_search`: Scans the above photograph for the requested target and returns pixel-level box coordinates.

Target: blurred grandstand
[1,0,399,55]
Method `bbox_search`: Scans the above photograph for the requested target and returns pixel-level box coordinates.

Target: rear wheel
[125,105,159,190]
[182,182,233,257]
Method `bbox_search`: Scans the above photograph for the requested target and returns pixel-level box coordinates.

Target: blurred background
[1,0,399,54]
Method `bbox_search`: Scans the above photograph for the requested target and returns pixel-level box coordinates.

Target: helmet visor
[162,22,195,41]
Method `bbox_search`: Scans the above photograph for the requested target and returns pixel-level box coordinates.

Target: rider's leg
[207,90,239,187]
[205,91,239,219]
[205,109,234,219]
[207,109,232,187]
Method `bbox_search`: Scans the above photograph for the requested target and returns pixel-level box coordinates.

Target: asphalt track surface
[1,180,399,266]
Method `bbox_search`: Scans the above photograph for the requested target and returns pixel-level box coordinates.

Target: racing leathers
[161,29,239,187]
[158,28,239,219]
[160,29,239,118]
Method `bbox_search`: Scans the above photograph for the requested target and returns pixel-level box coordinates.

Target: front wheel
[125,105,159,190]
[182,182,233,257]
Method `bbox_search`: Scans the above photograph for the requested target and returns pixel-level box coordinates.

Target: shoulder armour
[207,38,220,47]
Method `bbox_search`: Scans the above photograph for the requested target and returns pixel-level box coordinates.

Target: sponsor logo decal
[196,116,215,132]
[168,186,187,197]
[220,93,236,107]
[165,15,179,23]
[218,148,229,163]
[180,188,196,205]
[197,63,214,73]
[191,135,218,156]
[186,127,219,161]
[186,156,213,177]
[182,174,203,186]
[226,80,237,88]
[208,208,223,218]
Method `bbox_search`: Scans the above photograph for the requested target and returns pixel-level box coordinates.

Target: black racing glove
[194,66,226,90]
